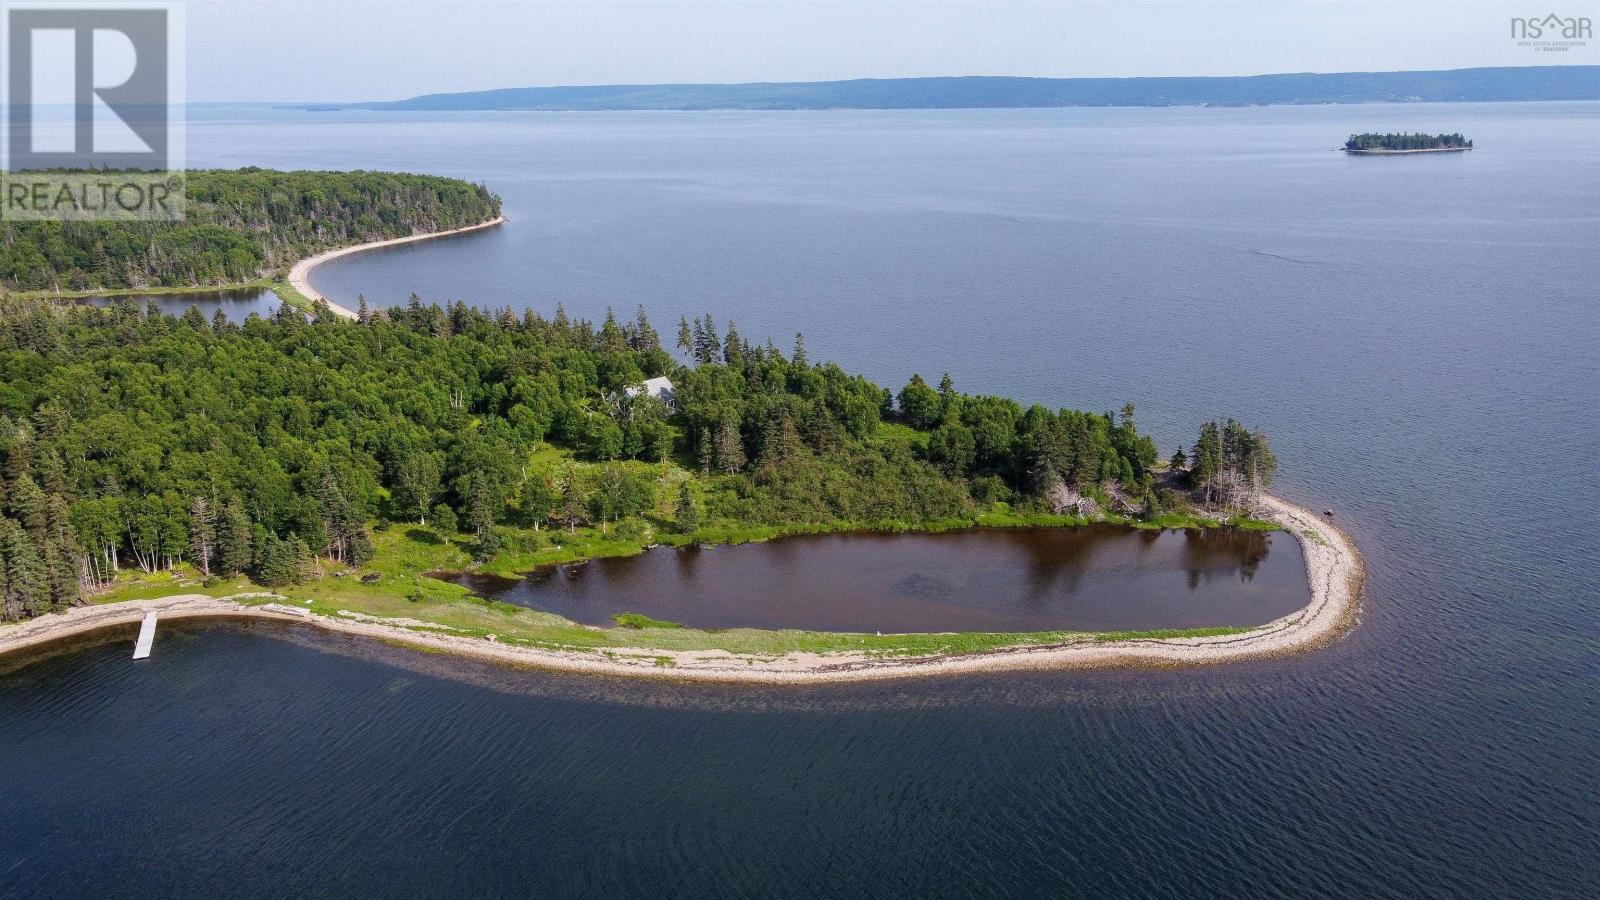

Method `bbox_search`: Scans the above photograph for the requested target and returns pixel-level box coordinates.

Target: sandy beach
[0,495,1362,683]
[287,215,507,318]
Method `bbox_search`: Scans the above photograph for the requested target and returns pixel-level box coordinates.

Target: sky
[179,0,1600,102]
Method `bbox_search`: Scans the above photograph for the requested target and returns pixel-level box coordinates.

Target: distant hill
[347,66,1600,111]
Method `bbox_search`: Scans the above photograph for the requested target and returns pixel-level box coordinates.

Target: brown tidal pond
[450,526,1309,633]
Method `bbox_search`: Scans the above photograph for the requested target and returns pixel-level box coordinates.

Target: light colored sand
[286,216,507,319]
[0,496,1362,683]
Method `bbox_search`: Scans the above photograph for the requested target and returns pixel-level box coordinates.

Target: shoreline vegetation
[0,169,503,312]
[0,495,1362,682]
[1342,131,1473,153]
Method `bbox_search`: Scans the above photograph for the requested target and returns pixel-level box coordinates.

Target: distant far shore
[340,66,1599,112]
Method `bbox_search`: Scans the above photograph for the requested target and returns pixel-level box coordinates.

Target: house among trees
[627,376,676,409]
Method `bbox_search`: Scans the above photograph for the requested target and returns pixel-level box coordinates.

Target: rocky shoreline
[0,496,1362,683]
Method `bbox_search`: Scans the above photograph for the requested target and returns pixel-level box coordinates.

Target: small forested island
[0,169,501,298]
[1342,132,1473,153]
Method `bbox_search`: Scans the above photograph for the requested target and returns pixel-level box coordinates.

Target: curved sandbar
[0,495,1362,683]
[287,215,507,319]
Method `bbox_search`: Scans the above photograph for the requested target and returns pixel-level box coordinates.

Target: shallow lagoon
[452,525,1306,632]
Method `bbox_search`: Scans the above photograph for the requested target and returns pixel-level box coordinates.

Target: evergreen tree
[0,516,48,620]
[1192,421,1223,490]
[697,428,714,473]
[1168,447,1188,472]
[256,533,308,587]
[315,468,364,565]
[465,476,500,555]
[937,373,959,424]
[806,405,844,455]
[677,316,693,358]
[217,498,252,577]
[713,415,747,474]
[674,481,700,533]
[927,423,977,477]
[628,305,659,352]
[723,320,744,366]
[599,308,628,354]
[759,411,805,468]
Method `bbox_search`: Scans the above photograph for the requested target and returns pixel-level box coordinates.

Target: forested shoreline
[0,299,1275,623]
[0,170,502,294]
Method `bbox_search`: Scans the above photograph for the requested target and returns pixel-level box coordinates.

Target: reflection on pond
[82,288,281,321]
[451,525,1307,633]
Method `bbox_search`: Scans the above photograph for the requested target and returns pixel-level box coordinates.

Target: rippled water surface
[452,526,1305,632]
[4,102,1598,897]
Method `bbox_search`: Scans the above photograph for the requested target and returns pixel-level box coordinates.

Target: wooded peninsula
[0,297,1279,625]
[0,167,1344,676]
[0,170,501,295]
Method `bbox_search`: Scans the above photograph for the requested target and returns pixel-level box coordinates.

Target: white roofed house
[625,375,676,410]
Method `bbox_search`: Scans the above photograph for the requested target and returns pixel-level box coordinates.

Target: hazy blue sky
[186,1,1600,102]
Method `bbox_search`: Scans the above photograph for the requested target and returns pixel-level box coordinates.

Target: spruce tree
[0,516,48,620]
[713,416,747,474]
[256,533,305,587]
[677,316,693,358]
[674,481,700,534]
[723,320,744,366]
[217,498,252,576]
[465,477,499,554]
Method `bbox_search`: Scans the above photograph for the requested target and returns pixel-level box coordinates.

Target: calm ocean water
[4,102,1597,897]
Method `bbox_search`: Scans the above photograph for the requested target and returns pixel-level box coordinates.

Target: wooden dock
[132,611,157,660]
